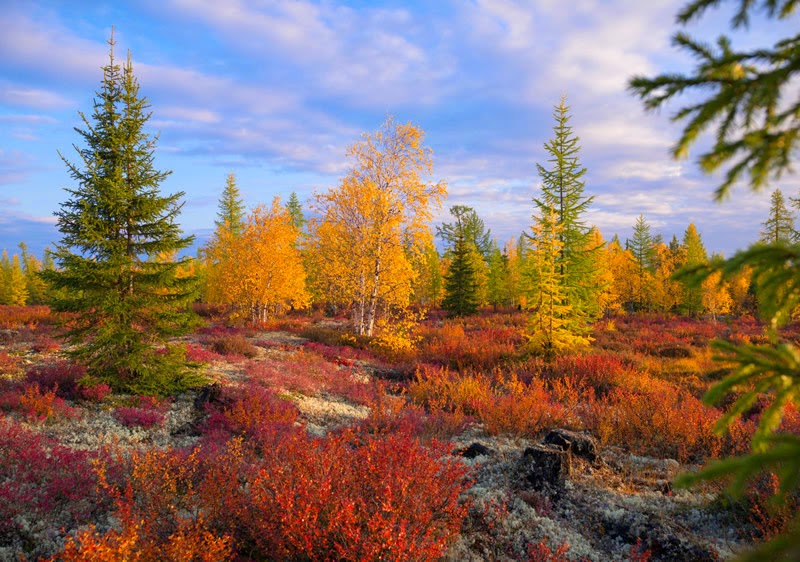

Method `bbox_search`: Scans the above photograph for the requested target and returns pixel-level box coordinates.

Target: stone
[543,428,598,463]
[456,442,493,459]
[521,444,570,491]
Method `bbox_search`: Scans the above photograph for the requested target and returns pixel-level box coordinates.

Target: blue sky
[1,0,796,259]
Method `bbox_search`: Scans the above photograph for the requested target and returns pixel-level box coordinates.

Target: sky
[1,0,797,259]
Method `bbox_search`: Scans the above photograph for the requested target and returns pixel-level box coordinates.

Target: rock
[456,442,493,459]
[0,329,19,344]
[194,383,223,410]
[655,345,692,358]
[543,428,598,463]
[521,444,570,491]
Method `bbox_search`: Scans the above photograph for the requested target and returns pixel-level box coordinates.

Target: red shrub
[113,406,165,429]
[24,361,87,400]
[0,305,52,329]
[200,428,471,560]
[0,419,113,555]
[0,350,23,377]
[79,381,112,402]
[185,343,226,363]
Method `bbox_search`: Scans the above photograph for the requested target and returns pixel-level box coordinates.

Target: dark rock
[0,329,19,344]
[543,428,598,463]
[603,512,719,562]
[194,383,223,410]
[655,345,692,358]
[456,442,493,459]
[521,444,570,491]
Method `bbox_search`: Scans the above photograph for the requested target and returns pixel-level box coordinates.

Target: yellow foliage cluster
[204,198,309,323]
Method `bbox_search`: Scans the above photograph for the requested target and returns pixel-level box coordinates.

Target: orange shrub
[584,384,722,462]
[0,305,52,329]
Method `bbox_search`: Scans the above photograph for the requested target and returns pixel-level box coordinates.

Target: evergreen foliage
[42,37,201,395]
[441,231,479,317]
[681,223,708,315]
[215,172,246,238]
[760,188,796,244]
[633,1,800,558]
[524,212,590,357]
[626,215,656,310]
[437,205,492,257]
[533,96,600,318]
[629,0,800,200]
[286,192,306,232]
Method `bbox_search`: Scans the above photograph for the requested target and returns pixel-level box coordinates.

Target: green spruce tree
[441,231,479,317]
[626,214,657,311]
[533,96,601,320]
[285,191,306,232]
[759,188,796,244]
[43,37,200,395]
[680,223,708,315]
[215,172,246,238]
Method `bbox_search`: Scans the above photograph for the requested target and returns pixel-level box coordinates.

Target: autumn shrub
[244,350,377,405]
[0,350,22,377]
[24,360,87,400]
[203,383,300,447]
[209,334,259,359]
[78,380,112,402]
[584,384,723,462]
[741,473,798,543]
[113,406,165,428]
[10,384,80,422]
[301,324,347,346]
[0,304,52,329]
[417,320,520,370]
[478,377,567,437]
[32,336,61,353]
[50,447,233,562]
[185,342,226,363]
[0,419,113,559]
[200,428,471,560]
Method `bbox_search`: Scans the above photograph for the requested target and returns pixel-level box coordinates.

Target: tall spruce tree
[626,214,657,310]
[441,231,479,317]
[43,36,199,395]
[215,172,246,237]
[759,188,796,244]
[533,96,600,320]
[285,191,306,232]
[437,205,492,257]
[680,223,708,315]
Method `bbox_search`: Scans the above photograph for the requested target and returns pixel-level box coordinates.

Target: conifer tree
[215,172,246,238]
[286,191,306,232]
[524,212,590,356]
[437,205,492,257]
[626,215,657,310]
[18,242,47,305]
[759,188,796,244]
[0,249,10,305]
[681,222,708,315]
[632,2,800,557]
[441,231,479,317]
[7,254,28,306]
[486,240,509,310]
[42,37,199,395]
[533,96,600,318]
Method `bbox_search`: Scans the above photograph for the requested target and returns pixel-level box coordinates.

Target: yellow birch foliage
[310,117,446,336]
[651,242,685,313]
[702,270,733,320]
[210,198,309,322]
[605,238,640,314]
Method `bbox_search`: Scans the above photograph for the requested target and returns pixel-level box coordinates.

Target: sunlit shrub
[199,429,471,560]
[185,342,226,363]
[0,305,52,329]
[24,361,87,400]
[113,406,165,428]
[0,419,112,559]
[0,350,22,377]
[209,334,259,359]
